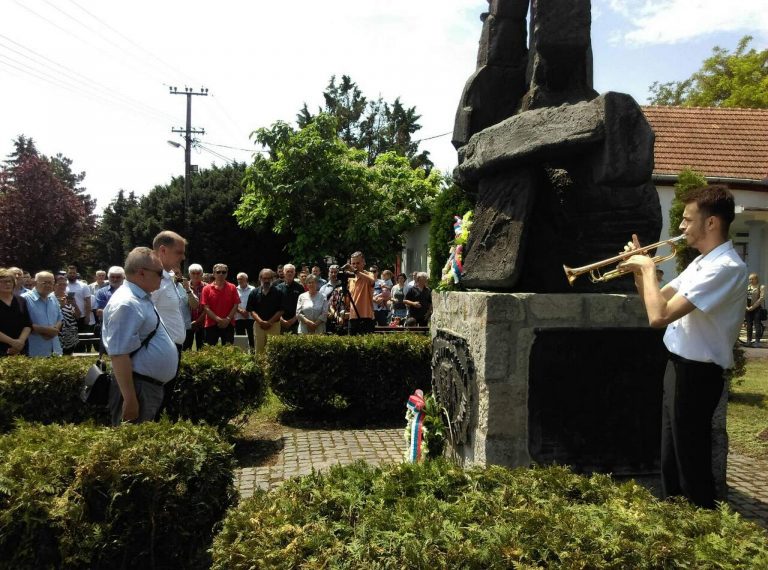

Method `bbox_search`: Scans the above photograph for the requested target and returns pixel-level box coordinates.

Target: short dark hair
[682,185,736,234]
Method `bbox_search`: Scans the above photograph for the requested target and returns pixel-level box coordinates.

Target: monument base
[431,292,728,497]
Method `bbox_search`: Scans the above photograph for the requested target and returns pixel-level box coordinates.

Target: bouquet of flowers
[404,389,446,462]
[439,210,472,289]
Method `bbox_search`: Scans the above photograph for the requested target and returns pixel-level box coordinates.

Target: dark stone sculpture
[453,0,661,293]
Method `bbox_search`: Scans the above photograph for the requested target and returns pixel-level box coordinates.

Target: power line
[37,0,167,86]
[0,53,171,124]
[414,130,452,143]
[65,0,200,87]
[0,34,176,123]
[202,141,263,153]
[195,143,236,164]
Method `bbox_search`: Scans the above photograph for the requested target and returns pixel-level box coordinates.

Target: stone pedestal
[431,291,728,496]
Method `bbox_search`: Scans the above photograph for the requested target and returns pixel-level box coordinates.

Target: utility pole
[169,86,208,268]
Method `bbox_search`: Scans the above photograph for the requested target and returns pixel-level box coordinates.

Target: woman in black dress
[0,267,31,356]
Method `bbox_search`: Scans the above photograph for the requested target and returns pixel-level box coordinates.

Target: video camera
[337,270,356,283]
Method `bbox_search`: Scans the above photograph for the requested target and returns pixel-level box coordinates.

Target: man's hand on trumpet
[618,234,658,282]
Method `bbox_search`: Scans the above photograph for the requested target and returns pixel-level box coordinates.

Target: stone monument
[453,0,660,293]
[433,0,727,498]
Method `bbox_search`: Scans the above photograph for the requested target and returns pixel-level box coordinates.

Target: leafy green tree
[237,114,441,266]
[88,189,141,269]
[649,36,768,108]
[669,168,707,274]
[298,75,433,170]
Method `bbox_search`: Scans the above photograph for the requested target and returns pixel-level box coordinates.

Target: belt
[668,352,723,372]
[133,372,166,388]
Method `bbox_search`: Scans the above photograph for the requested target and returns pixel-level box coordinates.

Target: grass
[231,389,286,468]
[728,358,768,460]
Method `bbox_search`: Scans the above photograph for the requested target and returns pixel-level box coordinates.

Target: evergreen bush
[428,183,474,287]
[211,460,768,569]
[0,346,267,431]
[0,420,235,569]
[165,345,267,429]
[0,355,106,428]
[266,334,431,419]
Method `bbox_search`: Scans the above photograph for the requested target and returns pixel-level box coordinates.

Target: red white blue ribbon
[407,389,426,462]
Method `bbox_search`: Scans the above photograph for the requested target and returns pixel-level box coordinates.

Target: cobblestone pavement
[236,428,404,497]
[235,428,768,529]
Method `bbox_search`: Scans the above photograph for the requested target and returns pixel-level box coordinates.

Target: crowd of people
[1,232,436,424]
[0,242,434,361]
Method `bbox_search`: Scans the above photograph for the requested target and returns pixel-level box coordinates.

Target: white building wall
[657,185,768,283]
[401,222,430,278]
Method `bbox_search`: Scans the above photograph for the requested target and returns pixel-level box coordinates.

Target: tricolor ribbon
[407,389,426,462]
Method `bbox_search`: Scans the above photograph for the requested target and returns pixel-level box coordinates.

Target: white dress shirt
[664,241,747,369]
[151,270,186,345]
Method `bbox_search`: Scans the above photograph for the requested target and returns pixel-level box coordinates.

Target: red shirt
[200,281,240,328]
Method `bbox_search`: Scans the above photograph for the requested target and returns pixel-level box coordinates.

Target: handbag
[760,307,767,322]
[81,354,110,405]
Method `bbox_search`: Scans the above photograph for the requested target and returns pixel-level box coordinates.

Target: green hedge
[0,420,235,569]
[0,346,267,431]
[0,355,105,429]
[166,345,267,429]
[266,334,431,419]
[211,460,768,569]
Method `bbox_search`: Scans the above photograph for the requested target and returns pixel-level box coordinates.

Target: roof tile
[641,106,768,180]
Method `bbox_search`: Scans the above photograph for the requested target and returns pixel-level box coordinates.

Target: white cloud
[605,0,768,45]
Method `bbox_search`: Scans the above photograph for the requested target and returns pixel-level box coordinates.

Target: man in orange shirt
[342,251,375,335]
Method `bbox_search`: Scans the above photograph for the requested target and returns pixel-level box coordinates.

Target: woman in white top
[296,275,329,334]
[746,273,765,346]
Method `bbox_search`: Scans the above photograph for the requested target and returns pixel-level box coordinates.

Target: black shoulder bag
[80,310,161,406]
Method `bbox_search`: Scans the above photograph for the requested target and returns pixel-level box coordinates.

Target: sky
[1,0,766,213]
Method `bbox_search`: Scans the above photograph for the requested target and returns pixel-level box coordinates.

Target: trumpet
[563,234,687,286]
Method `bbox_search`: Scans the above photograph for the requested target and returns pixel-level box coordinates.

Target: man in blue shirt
[102,247,178,426]
[94,266,125,319]
[23,271,62,357]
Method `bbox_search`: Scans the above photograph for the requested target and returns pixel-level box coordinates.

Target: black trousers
[746,309,764,343]
[184,326,204,351]
[204,325,235,346]
[348,318,375,335]
[235,318,255,349]
[661,355,725,509]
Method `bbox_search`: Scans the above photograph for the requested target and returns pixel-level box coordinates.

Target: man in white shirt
[65,264,91,331]
[89,270,107,294]
[622,185,747,508]
[235,272,256,351]
[151,230,195,352]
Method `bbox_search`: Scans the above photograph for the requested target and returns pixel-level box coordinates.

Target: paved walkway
[236,428,768,530]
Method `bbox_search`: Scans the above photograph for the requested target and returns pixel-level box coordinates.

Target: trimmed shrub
[0,420,235,569]
[0,355,106,428]
[266,334,431,419]
[212,460,768,569]
[0,346,267,431]
[166,345,267,429]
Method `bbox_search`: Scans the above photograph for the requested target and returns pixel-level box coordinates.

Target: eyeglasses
[142,267,164,277]
[214,270,227,274]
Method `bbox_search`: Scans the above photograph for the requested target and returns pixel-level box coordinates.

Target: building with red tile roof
[642,106,768,282]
